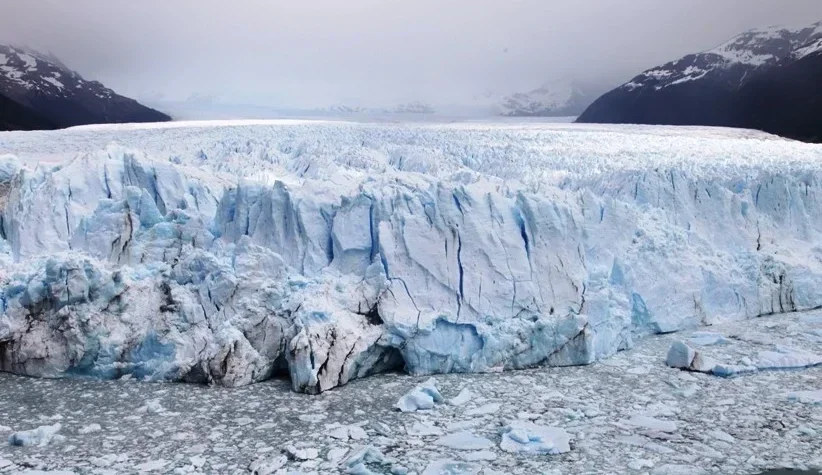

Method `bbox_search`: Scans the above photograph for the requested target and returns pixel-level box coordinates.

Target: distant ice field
[3,120,820,183]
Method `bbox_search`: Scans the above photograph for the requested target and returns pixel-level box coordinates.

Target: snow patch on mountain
[618,20,822,92]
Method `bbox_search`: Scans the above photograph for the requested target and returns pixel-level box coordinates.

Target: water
[1,312,820,474]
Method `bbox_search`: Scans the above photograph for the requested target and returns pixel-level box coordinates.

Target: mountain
[0,45,170,130]
[391,101,436,114]
[732,38,822,142]
[499,81,605,117]
[0,91,56,131]
[577,21,822,141]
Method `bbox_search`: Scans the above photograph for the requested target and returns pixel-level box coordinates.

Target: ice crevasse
[1,121,822,393]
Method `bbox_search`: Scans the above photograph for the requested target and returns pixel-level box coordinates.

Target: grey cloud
[1,0,821,107]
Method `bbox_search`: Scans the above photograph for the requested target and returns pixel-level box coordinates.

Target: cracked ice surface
[0,312,821,474]
[3,121,822,392]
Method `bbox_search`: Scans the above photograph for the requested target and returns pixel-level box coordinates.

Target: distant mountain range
[0,45,169,131]
[578,21,822,142]
[498,81,606,117]
[146,85,601,121]
[318,82,605,118]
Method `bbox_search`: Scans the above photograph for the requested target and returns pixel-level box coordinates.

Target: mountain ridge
[577,21,822,142]
[0,45,170,131]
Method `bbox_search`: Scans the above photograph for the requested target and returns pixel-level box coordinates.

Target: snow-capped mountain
[499,81,604,117]
[577,21,822,141]
[0,45,170,131]
[620,21,822,92]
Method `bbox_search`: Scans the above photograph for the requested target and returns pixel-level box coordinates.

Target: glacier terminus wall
[1,120,822,393]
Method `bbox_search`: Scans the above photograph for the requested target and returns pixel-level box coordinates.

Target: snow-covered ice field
[0,311,820,474]
[1,120,822,472]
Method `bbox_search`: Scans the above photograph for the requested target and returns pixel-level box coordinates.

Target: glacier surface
[2,120,822,393]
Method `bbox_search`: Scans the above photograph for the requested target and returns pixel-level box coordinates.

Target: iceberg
[396,378,443,412]
[8,423,63,447]
[499,422,571,455]
[665,340,821,376]
[2,121,822,393]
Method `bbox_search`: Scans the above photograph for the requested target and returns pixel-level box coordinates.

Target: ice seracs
[3,121,822,393]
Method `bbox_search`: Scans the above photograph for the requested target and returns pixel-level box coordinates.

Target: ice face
[2,121,822,393]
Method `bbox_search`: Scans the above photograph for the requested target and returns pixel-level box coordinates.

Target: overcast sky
[2,0,821,108]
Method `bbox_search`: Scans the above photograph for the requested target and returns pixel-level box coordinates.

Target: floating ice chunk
[298,413,327,423]
[91,454,117,467]
[328,425,368,441]
[8,423,64,447]
[461,450,497,461]
[189,455,206,468]
[407,422,443,437]
[665,341,695,369]
[433,431,494,451]
[690,353,719,373]
[628,459,655,470]
[286,445,319,461]
[798,314,822,325]
[341,445,394,475]
[448,388,475,407]
[421,459,478,475]
[617,435,675,454]
[665,341,739,376]
[708,429,736,443]
[349,426,368,440]
[396,379,443,412]
[136,399,166,415]
[0,459,12,470]
[756,346,822,370]
[499,422,571,455]
[652,464,707,475]
[78,423,102,434]
[787,389,822,405]
[464,403,500,416]
[327,447,349,463]
[133,459,167,471]
[621,415,678,433]
[249,454,287,475]
[687,331,728,346]
[326,426,350,439]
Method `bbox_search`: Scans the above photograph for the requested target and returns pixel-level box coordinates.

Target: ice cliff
[2,121,822,393]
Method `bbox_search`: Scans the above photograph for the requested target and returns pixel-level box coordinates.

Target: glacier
[2,120,822,393]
